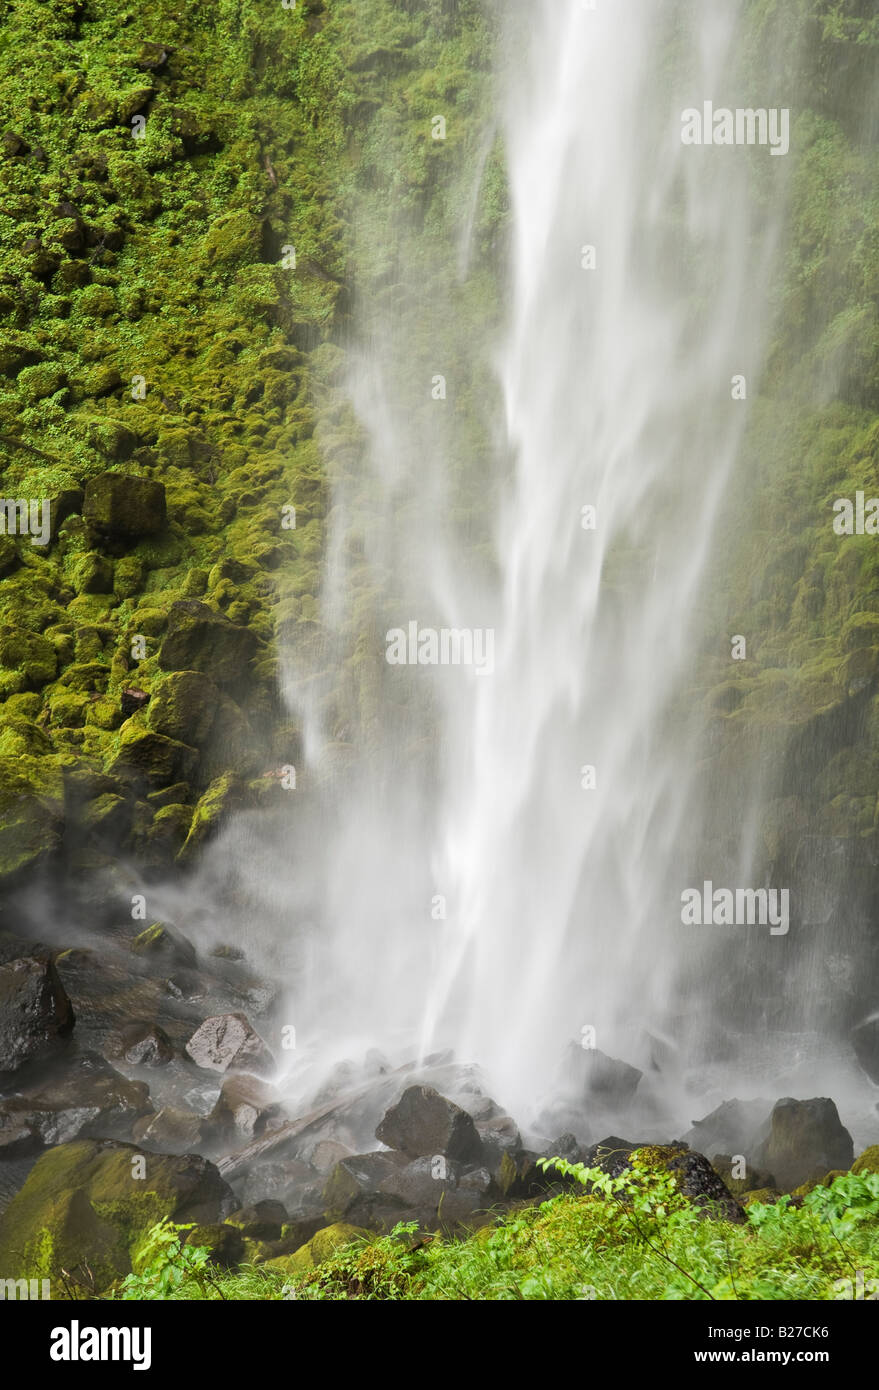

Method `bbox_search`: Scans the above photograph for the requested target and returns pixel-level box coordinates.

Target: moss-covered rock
[157,601,262,687]
[83,473,166,542]
[851,1146,879,1176]
[146,669,217,745]
[106,723,198,788]
[0,624,57,691]
[0,1139,235,1296]
[262,1221,370,1277]
[176,773,250,863]
[0,754,64,883]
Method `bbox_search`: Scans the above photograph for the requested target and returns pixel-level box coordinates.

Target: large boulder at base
[0,1139,235,1295]
[0,1052,151,1150]
[851,1013,879,1084]
[158,601,261,687]
[83,472,166,541]
[0,956,74,1072]
[323,1151,409,1223]
[185,1013,275,1077]
[754,1098,854,1191]
[375,1085,484,1163]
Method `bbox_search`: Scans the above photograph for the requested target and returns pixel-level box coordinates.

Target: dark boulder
[158,601,261,687]
[226,1200,289,1241]
[83,472,166,541]
[323,1150,408,1222]
[375,1085,484,1163]
[0,1052,151,1147]
[108,1020,174,1067]
[0,956,75,1072]
[754,1098,854,1191]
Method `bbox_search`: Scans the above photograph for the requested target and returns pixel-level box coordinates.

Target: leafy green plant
[118,1220,221,1301]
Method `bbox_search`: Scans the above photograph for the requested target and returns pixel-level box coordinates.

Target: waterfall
[176,0,816,1133]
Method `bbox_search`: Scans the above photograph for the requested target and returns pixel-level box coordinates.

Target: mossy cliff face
[678,1,879,1026]
[0,0,498,890]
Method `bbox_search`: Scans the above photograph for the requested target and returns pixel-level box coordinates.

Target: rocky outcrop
[0,1139,235,1295]
[0,956,74,1072]
[375,1085,484,1163]
[754,1098,854,1191]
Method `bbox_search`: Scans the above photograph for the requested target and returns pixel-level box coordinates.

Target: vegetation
[108,1159,879,1301]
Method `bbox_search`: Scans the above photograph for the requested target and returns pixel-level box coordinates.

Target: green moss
[851,1146,879,1176]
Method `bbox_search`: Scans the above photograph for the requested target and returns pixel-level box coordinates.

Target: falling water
[178,0,832,1135]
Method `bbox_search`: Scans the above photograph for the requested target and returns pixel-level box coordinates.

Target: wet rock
[132,1107,208,1153]
[681,1098,773,1159]
[0,1139,235,1294]
[209,1073,283,1140]
[226,1200,288,1241]
[106,1020,174,1067]
[0,1053,151,1147]
[230,1158,322,1214]
[851,1013,879,1084]
[310,1138,354,1174]
[375,1085,484,1163]
[158,601,261,688]
[476,1114,522,1167]
[565,1043,643,1105]
[754,1098,854,1191]
[544,1132,585,1163]
[83,473,166,541]
[130,921,197,970]
[185,1013,275,1077]
[323,1151,409,1222]
[0,956,75,1072]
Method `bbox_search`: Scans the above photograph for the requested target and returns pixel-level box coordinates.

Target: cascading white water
[411,0,785,1118]
[185,0,794,1131]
